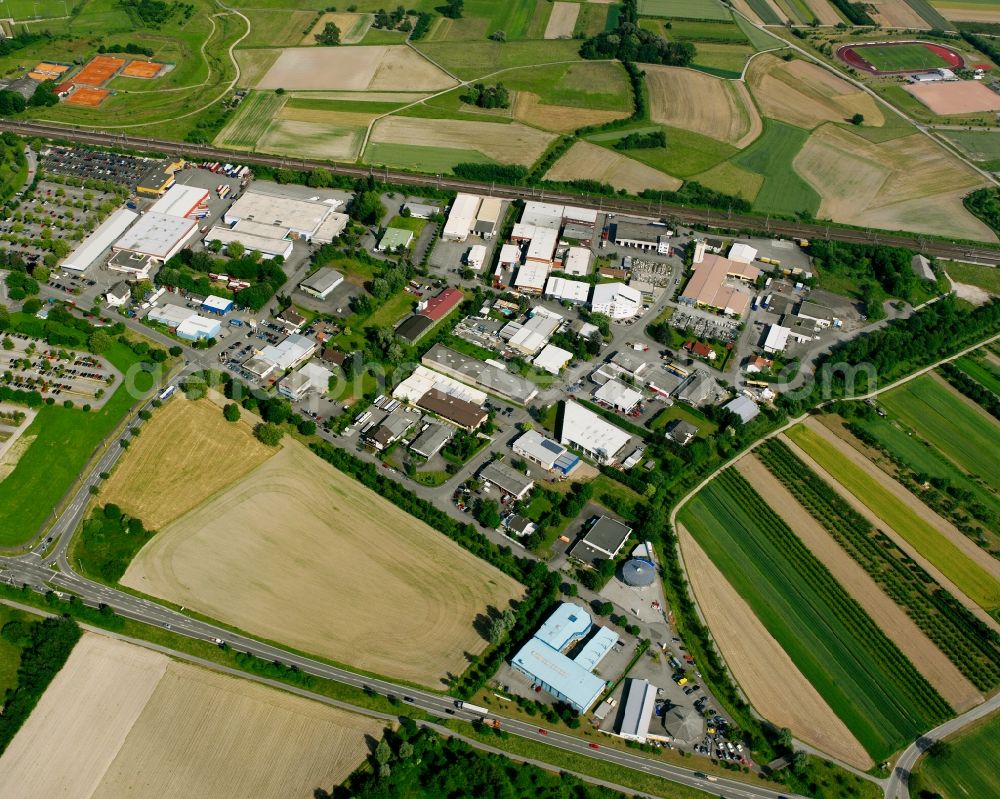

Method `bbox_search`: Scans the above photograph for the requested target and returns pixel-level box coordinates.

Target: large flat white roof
[443,193,481,240]
[533,344,573,375]
[148,183,209,218]
[764,324,789,352]
[114,213,197,259]
[392,365,487,406]
[560,400,631,463]
[562,247,592,276]
[526,227,559,262]
[225,190,334,237]
[62,207,138,272]
[514,263,550,292]
[594,379,643,411]
[545,276,591,303]
[521,201,564,229]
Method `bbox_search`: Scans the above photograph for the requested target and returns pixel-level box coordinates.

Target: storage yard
[122,440,524,686]
[0,634,382,799]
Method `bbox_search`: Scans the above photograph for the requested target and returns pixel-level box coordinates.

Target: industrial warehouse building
[422,344,538,405]
[278,361,334,400]
[590,282,642,320]
[678,253,758,317]
[559,400,631,465]
[479,460,535,500]
[376,227,413,252]
[244,333,316,378]
[62,208,138,272]
[545,276,591,305]
[299,268,345,300]
[146,305,220,341]
[443,193,484,242]
[533,344,572,375]
[205,224,294,261]
[511,603,617,714]
[409,422,453,459]
[148,183,209,219]
[593,379,643,414]
[615,678,657,743]
[416,387,488,431]
[223,190,342,241]
[513,429,579,475]
[113,212,198,262]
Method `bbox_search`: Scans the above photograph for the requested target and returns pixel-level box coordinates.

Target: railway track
[5,118,1000,265]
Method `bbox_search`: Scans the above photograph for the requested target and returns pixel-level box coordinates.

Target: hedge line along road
[3,118,1000,265]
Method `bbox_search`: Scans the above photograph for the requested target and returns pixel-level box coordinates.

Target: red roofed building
[684,340,715,360]
[55,81,74,96]
[419,287,463,322]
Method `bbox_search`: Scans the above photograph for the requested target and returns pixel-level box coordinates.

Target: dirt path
[802,417,1000,584]
[735,455,983,712]
[779,432,1000,635]
[677,525,873,770]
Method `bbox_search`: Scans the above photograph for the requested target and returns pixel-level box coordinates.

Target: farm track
[3,119,1000,264]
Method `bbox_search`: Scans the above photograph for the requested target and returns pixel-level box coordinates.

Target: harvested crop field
[747,55,884,130]
[256,46,456,92]
[646,66,761,146]
[122,441,524,686]
[100,396,273,531]
[804,0,843,25]
[678,526,872,769]
[932,1,1000,23]
[793,124,994,242]
[369,116,555,167]
[786,419,1000,614]
[905,80,1000,115]
[235,49,281,87]
[736,455,983,712]
[544,2,580,38]
[0,633,382,799]
[302,12,372,45]
[512,92,626,132]
[259,105,379,160]
[692,160,763,202]
[545,140,682,192]
[869,0,931,28]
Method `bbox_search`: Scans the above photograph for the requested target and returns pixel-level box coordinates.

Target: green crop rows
[681,469,952,761]
[758,439,1000,692]
[954,354,1000,397]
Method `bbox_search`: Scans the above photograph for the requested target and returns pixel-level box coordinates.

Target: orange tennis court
[66,87,109,107]
[74,55,125,87]
[121,60,164,79]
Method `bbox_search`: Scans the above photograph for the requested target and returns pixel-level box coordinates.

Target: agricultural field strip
[954,354,1000,397]
[878,375,1000,495]
[681,469,952,759]
[785,422,1000,612]
[757,439,1000,692]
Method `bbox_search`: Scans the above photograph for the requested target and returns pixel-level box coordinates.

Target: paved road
[3,119,999,264]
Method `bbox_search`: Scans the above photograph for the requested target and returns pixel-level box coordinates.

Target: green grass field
[940,130,1000,168]
[363,142,494,173]
[942,260,1000,295]
[741,0,784,24]
[0,605,41,697]
[648,403,718,436]
[786,423,1000,612]
[589,124,736,179]
[664,19,749,43]
[573,3,610,38]
[638,0,732,21]
[413,39,583,80]
[954,354,1000,396]
[732,120,821,216]
[879,375,1000,492]
[214,90,285,149]
[239,7,315,46]
[681,469,952,761]
[0,342,155,547]
[690,42,755,77]
[856,43,953,72]
[911,710,1000,799]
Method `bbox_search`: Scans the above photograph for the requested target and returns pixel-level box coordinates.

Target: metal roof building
[533,344,573,375]
[536,602,593,651]
[409,422,453,459]
[224,190,339,240]
[421,344,538,405]
[763,324,790,354]
[149,183,209,219]
[417,387,488,431]
[376,227,414,252]
[175,314,221,341]
[147,304,194,327]
[201,295,233,315]
[512,429,579,475]
[480,460,534,500]
[511,638,608,714]
[256,333,317,373]
[393,365,488,406]
[205,225,293,261]
[724,394,760,424]
[299,268,345,300]
[622,558,657,587]
[591,282,642,320]
[616,678,657,743]
[545,276,591,304]
[520,201,564,229]
[593,379,643,413]
[443,193,481,242]
[559,400,631,465]
[62,208,138,272]
[113,212,197,261]
[561,246,592,276]
[573,626,619,672]
[571,515,632,563]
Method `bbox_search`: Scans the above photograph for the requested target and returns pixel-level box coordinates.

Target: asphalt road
[3,119,1000,265]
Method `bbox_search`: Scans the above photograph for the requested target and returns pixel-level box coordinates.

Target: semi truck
[455,701,489,716]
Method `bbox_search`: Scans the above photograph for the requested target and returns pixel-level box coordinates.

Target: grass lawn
[590,124,735,179]
[681,469,952,761]
[502,61,632,112]
[413,39,583,81]
[690,43,755,78]
[879,375,1000,492]
[363,142,495,174]
[858,43,954,72]
[387,215,428,235]
[732,119,820,216]
[911,710,1000,799]
[364,290,416,328]
[786,423,1000,613]
[941,130,1000,169]
[954,354,1000,396]
[0,343,156,547]
[648,403,718,436]
[942,259,1000,295]
[638,0,732,21]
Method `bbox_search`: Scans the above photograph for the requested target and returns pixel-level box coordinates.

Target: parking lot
[40,146,158,188]
[0,332,118,409]
[1,179,124,266]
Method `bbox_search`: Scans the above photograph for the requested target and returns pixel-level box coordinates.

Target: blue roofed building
[512,429,580,476]
[510,602,619,713]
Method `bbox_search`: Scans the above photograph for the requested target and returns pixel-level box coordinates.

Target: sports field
[842,42,960,73]
[638,0,732,21]
[100,396,273,531]
[680,468,953,762]
[879,375,1000,493]
[911,709,1000,799]
[0,634,382,799]
[122,440,524,686]
[785,421,1000,614]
